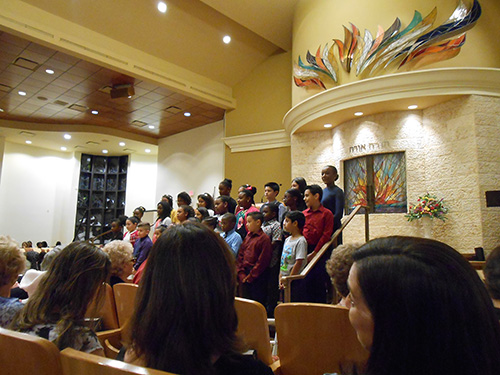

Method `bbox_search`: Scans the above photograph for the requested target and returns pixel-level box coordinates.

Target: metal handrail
[281,205,370,303]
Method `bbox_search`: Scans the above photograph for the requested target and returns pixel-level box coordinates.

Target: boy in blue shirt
[133,222,153,271]
[220,213,242,256]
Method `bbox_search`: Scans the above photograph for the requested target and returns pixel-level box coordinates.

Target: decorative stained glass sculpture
[294,0,481,89]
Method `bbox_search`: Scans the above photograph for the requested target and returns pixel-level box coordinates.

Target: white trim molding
[223,129,290,153]
[284,68,500,134]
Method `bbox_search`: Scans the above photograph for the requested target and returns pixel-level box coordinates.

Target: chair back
[275,303,369,375]
[113,283,139,327]
[87,283,119,330]
[0,327,63,375]
[234,297,273,365]
[60,347,178,375]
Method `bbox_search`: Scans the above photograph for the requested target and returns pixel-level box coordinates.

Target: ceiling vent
[123,148,136,153]
[13,57,40,71]
[110,84,135,99]
[53,100,69,107]
[0,83,12,92]
[99,85,113,94]
[164,105,182,114]
[131,120,147,127]
[19,131,35,137]
[68,103,89,112]
[86,141,100,145]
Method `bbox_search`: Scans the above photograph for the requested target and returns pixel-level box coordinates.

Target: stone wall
[291,95,500,253]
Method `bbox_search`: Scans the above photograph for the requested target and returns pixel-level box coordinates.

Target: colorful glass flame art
[294,0,481,89]
[345,153,407,214]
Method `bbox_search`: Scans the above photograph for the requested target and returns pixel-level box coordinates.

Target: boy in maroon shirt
[303,184,334,303]
[236,211,272,306]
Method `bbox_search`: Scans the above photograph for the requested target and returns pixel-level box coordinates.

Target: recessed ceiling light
[354,111,363,116]
[45,69,54,75]
[102,149,108,154]
[60,146,67,151]
[408,105,418,110]
[145,149,151,153]
[18,91,27,96]
[128,96,132,99]
[324,123,333,128]
[119,142,126,147]
[223,35,231,44]
[148,125,155,129]
[25,140,32,144]
[184,112,191,117]
[91,110,98,115]
[157,1,167,13]
[63,134,71,140]
[0,108,4,112]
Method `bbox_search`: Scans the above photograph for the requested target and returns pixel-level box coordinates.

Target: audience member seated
[484,245,500,318]
[325,242,363,307]
[102,240,134,286]
[0,235,25,327]
[11,242,110,356]
[124,222,273,375]
[346,236,500,375]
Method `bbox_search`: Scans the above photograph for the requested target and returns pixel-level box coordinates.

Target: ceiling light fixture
[45,69,54,75]
[91,110,98,115]
[25,140,32,144]
[18,91,27,96]
[64,134,71,140]
[324,123,333,128]
[145,149,151,153]
[60,146,67,151]
[223,35,231,44]
[102,149,109,154]
[184,112,191,117]
[157,1,167,13]
[0,108,4,112]
[110,84,135,99]
[354,111,364,116]
[408,105,418,110]
[148,125,155,129]
[119,142,126,147]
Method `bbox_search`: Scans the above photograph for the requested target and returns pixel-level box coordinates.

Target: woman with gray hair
[102,240,134,286]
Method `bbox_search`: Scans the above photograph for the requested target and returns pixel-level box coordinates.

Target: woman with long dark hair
[125,222,272,375]
[346,236,500,375]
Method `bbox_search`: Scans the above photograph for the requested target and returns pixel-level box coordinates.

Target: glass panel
[92,175,105,191]
[344,157,367,214]
[118,175,127,191]
[78,191,89,207]
[106,193,116,209]
[372,152,407,213]
[91,193,104,208]
[93,157,106,173]
[107,157,119,174]
[79,173,90,190]
[106,175,117,191]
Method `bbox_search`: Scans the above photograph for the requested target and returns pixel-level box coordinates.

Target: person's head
[214,195,230,215]
[246,212,263,233]
[220,213,236,233]
[321,165,339,186]
[177,205,195,223]
[202,217,218,230]
[237,185,256,209]
[111,219,122,233]
[218,178,233,196]
[133,206,145,220]
[128,222,241,374]
[177,191,192,207]
[54,241,61,247]
[157,201,172,220]
[291,177,307,195]
[40,245,63,271]
[283,210,305,236]
[36,241,43,249]
[125,216,140,232]
[325,242,362,301]
[13,242,110,349]
[283,188,303,210]
[260,202,278,222]
[194,207,209,221]
[264,182,280,202]
[304,184,323,209]
[162,194,173,208]
[197,193,214,210]
[137,222,151,238]
[348,236,500,375]
[484,245,500,300]
[103,240,134,279]
[153,225,168,241]
[0,236,25,292]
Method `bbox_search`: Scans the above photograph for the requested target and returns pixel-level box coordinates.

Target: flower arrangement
[405,193,448,222]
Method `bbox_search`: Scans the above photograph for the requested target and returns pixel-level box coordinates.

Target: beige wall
[224,51,292,195]
[292,0,500,105]
[291,95,500,254]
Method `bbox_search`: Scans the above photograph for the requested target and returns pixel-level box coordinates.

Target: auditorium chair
[234,297,280,372]
[60,347,178,375]
[86,283,119,331]
[274,303,369,375]
[0,327,63,375]
[113,283,139,327]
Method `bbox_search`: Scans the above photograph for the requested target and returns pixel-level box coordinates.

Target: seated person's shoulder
[0,297,24,328]
[214,352,274,375]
